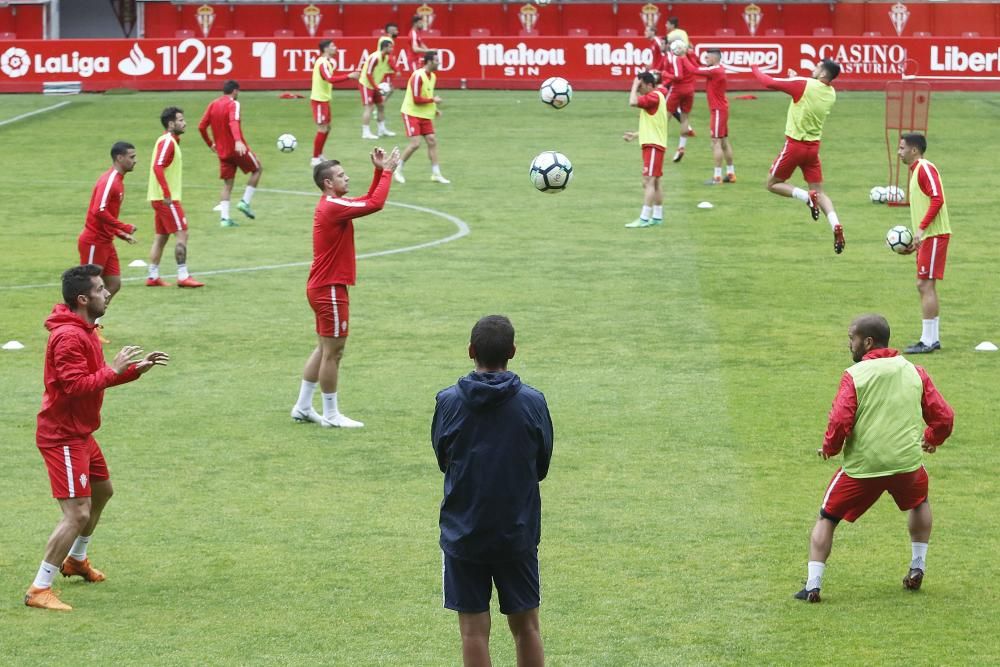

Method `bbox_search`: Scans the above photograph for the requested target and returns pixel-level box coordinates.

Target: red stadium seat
[322,29,344,38]
[0,32,16,40]
[424,29,441,37]
[765,28,785,36]
[913,31,932,37]
[274,29,295,38]
[175,30,195,39]
[863,31,882,37]
[372,28,385,37]
[714,28,736,36]
[225,30,245,38]
[962,31,980,37]
[567,28,589,37]
[469,28,491,37]
[519,29,539,37]
[617,28,639,37]
[813,27,833,36]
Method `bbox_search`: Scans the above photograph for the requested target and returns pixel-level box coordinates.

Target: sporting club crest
[302,5,322,37]
[640,4,660,34]
[742,3,763,37]
[519,4,539,33]
[889,2,910,36]
[196,4,216,38]
[416,4,436,30]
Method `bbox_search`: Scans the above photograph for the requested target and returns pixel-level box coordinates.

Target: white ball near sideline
[276,133,297,153]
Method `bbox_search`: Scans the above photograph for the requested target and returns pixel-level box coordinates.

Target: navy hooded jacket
[433,370,554,563]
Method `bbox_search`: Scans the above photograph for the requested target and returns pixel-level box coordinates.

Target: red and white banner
[2,36,999,93]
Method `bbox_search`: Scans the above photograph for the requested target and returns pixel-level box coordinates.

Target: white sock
[242,186,255,204]
[678,136,688,149]
[148,264,159,280]
[321,391,339,419]
[363,125,373,135]
[432,164,442,175]
[68,535,91,560]
[726,164,735,174]
[714,167,722,179]
[652,205,663,219]
[33,560,59,589]
[827,211,840,229]
[806,560,825,590]
[791,187,810,203]
[220,200,230,220]
[640,205,652,221]
[296,380,317,412]
[911,542,928,570]
[921,319,934,346]
[177,264,189,281]
[931,317,940,343]
[377,121,387,131]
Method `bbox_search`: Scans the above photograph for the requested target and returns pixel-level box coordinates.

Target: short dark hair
[820,58,841,81]
[424,50,438,65]
[62,264,101,307]
[160,106,183,129]
[412,15,423,26]
[385,22,398,32]
[313,159,341,189]
[852,314,891,347]
[111,141,134,159]
[901,132,927,154]
[379,38,393,51]
[471,315,515,368]
[223,79,240,94]
[318,39,333,51]
[637,71,657,86]
[667,16,679,27]
[706,48,722,58]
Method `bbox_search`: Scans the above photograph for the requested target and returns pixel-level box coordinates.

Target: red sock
[313,130,328,158]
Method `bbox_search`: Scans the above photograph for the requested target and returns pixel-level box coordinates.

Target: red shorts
[219,149,260,180]
[307,284,350,338]
[311,100,330,125]
[641,144,665,178]
[78,239,120,277]
[360,85,384,106]
[770,137,822,183]
[402,113,435,137]
[38,437,110,499]
[820,466,928,523]
[916,234,949,280]
[708,108,729,139]
[151,200,188,235]
[666,88,694,115]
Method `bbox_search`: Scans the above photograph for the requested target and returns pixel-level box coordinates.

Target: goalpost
[884,81,931,208]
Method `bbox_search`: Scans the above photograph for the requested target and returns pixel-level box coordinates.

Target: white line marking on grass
[0,101,72,127]
[0,188,470,290]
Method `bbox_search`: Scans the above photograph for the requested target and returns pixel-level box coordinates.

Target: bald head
[851,314,890,347]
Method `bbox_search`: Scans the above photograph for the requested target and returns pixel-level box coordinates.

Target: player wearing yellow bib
[897,133,952,354]
[622,72,670,228]
[752,59,846,254]
[310,40,361,168]
[146,107,203,288]
[394,51,450,185]
[359,38,397,140]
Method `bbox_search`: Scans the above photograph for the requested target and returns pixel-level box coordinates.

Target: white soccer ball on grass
[276,133,297,153]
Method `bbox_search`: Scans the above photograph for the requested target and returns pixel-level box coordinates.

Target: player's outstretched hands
[623,131,639,142]
[135,351,169,375]
[111,346,145,374]
[384,146,401,172]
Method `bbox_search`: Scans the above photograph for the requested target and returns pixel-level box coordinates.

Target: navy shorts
[442,551,540,615]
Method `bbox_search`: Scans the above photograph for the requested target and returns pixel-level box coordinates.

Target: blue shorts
[442,551,540,615]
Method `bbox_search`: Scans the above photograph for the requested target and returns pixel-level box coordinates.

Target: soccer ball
[886,225,914,254]
[276,133,297,153]
[377,81,392,96]
[885,185,906,203]
[670,39,688,56]
[539,77,572,109]
[529,151,573,193]
[869,186,888,203]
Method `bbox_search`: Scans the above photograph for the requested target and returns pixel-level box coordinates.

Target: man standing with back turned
[433,315,554,667]
[795,314,953,603]
[25,265,169,611]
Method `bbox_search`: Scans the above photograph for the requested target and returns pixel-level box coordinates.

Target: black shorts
[442,550,540,615]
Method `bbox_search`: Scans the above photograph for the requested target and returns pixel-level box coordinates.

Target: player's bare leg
[626,176,658,228]
[906,279,941,353]
[237,166,263,221]
[147,233,172,286]
[316,335,362,428]
[26,496,92,610]
[706,138,724,184]
[396,136,422,183]
[808,182,845,254]
[219,178,238,227]
[795,515,836,602]
[722,138,736,182]
[673,111,691,162]
[172,229,202,287]
[507,608,544,667]
[459,611,493,667]
[376,103,395,137]
[292,346,324,424]
[104,274,122,301]
[917,279,939,319]
[427,134,449,183]
[362,104,378,139]
[60,479,113,583]
[313,121,331,166]
[904,500,932,590]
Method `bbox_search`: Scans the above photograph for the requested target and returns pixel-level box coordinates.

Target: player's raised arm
[751,64,807,101]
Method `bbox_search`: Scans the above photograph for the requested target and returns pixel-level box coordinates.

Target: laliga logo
[1,46,31,78]
[118,43,155,76]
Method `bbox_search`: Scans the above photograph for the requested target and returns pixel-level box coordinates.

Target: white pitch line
[0,101,72,128]
[0,190,470,290]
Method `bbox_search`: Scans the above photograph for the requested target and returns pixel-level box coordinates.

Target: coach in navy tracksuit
[432,314,554,667]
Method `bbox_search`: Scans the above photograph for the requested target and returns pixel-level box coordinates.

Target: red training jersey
[822,348,954,457]
[635,88,667,115]
[80,167,135,244]
[910,160,946,230]
[307,167,394,289]
[36,304,141,448]
[152,132,179,200]
[198,95,245,158]
[751,65,807,102]
[662,52,698,92]
[693,64,728,110]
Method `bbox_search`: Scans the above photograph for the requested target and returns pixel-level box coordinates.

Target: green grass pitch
[1,88,999,665]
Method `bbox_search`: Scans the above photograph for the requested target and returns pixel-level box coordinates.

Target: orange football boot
[61,556,106,582]
[24,585,72,611]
